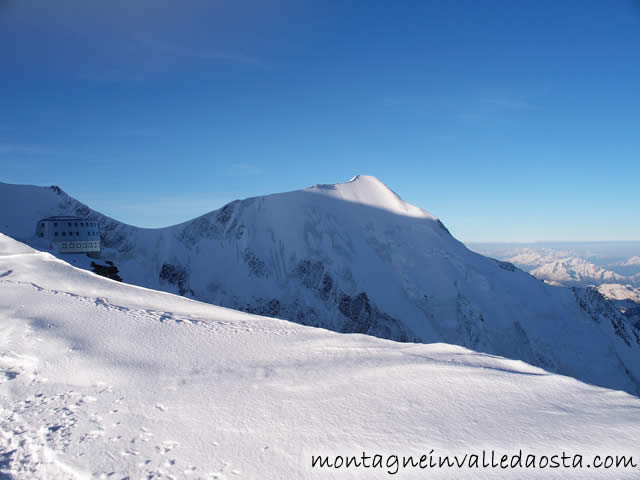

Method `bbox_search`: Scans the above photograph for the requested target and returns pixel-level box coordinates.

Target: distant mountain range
[526,255,629,287]
[470,244,640,335]
[1,177,639,395]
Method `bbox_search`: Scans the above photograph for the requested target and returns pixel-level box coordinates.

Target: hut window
[54,232,58,237]
[53,222,58,227]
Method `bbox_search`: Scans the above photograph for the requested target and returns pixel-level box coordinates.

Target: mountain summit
[306,175,434,219]
[1,178,639,394]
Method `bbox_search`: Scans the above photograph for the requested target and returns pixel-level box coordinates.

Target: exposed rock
[244,248,267,278]
[91,261,122,282]
[160,263,192,296]
[572,286,638,346]
[437,219,451,235]
[493,258,518,272]
[243,298,281,318]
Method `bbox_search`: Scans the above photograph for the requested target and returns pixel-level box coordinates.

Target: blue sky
[1,0,639,242]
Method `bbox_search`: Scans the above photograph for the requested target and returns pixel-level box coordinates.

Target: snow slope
[1,178,639,396]
[1,233,640,479]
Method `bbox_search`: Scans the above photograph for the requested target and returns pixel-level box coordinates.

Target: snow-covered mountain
[504,248,572,268]
[1,177,639,395]
[472,245,640,287]
[529,256,629,287]
[613,256,640,278]
[621,256,640,266]
[495,249,632,287]
[2,233,640,479]
[598,284,640,330]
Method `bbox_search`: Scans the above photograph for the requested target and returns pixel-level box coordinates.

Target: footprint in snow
[155,440,179,455]
[1,370,19,381]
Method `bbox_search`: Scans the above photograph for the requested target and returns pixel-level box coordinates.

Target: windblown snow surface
[1,177,640,398]
[1,234,640,479]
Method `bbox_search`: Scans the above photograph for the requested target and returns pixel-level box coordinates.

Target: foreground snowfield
[1,234,639,479]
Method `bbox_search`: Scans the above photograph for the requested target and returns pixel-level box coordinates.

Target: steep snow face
[1,234,640,479]
[1,179,640,395]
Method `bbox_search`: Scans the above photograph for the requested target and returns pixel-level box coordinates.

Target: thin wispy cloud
[77,70,148,84]
[481,97,537,110]
[101,128,161,138]
[140,37,266,69]
[228,163,264,176]
[382,93,537,111]
[0,144,55,155]
[382,92,539,126]
[381,94,458,108]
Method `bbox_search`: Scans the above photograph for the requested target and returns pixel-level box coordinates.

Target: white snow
[621,256,640,267]
[1,179,640,397]
[529,256,627,287]
[470,245,640,288]
[1,233,640,479]
[505,249,572,268]
[598,284,640,303]
[307,175,434,219]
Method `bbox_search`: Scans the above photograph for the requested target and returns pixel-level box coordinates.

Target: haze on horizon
[1,0,639,242]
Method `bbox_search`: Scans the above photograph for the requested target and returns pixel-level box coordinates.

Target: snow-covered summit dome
[306,175,434,219]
